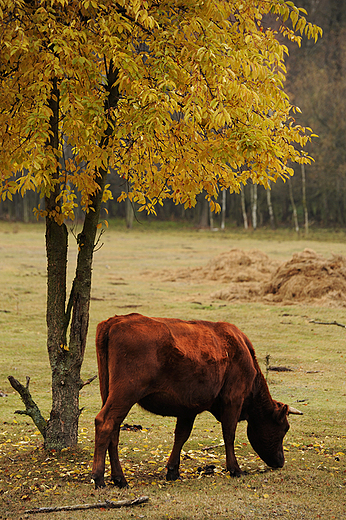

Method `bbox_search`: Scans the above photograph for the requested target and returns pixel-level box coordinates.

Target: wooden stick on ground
[24,495,149,514]
[309,319,346,329]
[202,443,225,451]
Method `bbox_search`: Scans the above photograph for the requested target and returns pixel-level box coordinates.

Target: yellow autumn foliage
[0,0,322,220]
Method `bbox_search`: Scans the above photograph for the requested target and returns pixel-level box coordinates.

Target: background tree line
[1,0,341,230]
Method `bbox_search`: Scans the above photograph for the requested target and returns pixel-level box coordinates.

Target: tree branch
[79,375,97,390]
[24,496,149,514]
[309,319,346,329]
[7,376,47,438]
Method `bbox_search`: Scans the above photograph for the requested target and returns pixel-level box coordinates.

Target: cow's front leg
[166,415,196,481]
[220,405,243,477]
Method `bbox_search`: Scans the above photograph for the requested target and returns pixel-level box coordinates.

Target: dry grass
[1,220,346,519]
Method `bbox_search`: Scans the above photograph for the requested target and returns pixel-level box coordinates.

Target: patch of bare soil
[150,248,346,307]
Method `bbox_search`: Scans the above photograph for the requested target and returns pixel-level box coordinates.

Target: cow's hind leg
[108,428,128,488]
[91,409,113,488]
[91,404,130,489]
[166,415,196,481]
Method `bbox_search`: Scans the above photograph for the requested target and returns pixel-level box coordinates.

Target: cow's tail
[95,319,112,406]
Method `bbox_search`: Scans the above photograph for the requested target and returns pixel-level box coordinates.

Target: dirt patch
[150,248,346,307]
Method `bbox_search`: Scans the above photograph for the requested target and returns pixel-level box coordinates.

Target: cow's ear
[272,402,289,423]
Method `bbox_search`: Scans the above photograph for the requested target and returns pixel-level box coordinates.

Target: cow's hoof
[166,468,179,481]
[91,476,106,489]
[112,476,129,488]
[229,469,244,478]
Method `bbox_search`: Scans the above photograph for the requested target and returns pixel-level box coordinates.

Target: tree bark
[209,204,214,230]
[198,196,209,228]
[301,164,308,236]
[240,187,248,229]
[251,183,257,230]
[288,177,299,233]
[44,77,77,449]
[266,181,275,229]
[7,376,47,437]
[221,190,226,230]
[125,183,134,229]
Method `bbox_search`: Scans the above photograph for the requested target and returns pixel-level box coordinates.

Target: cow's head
[247,402,302,469]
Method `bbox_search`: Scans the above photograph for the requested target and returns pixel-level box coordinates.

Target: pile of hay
[210,248,346,307]
[157,248,278,283]
[203,249,279,301]
[150,247,346,307]
[151,248,279,301]
[262,248,346,306]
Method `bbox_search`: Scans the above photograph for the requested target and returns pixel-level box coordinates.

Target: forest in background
[1,0,344,230]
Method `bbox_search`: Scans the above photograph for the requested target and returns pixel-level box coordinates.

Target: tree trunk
[198,196,209,227]
[288,177,299,233]
[221,190,226,230]
[23,192,30,223]
[240,187,248,229]
[44,77,78,449]
[44,63,119,450]
[125,183,134,229]
[251,184,257,230]
[209,204,214,230]
[301,164,308,236]
[266,181,275,229]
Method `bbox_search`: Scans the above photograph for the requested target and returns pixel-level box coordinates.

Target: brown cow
[91,314,302,488]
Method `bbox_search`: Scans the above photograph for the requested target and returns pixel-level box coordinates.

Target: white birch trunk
[301,164,308,236]
[240,188,248,229]
[221,190,226,230]
[252,183,257,230]
[266,181,275,229]
[288,177,299,233]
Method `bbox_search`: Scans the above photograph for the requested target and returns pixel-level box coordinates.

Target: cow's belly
[138,391,215,417]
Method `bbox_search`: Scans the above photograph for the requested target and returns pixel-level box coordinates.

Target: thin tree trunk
[209,204,214,230]
[288,177,299,233]
[221,190,226,230]
[198,196,209,227]
[266,181,275,229]
[252,184,257,230]
[125,180,134,229]
[23,193,30,223]
[125,198,134,229]
[240,187,248,229]
[301,164,308,236]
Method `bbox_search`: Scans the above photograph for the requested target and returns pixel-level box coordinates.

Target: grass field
[1,220,346,519]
